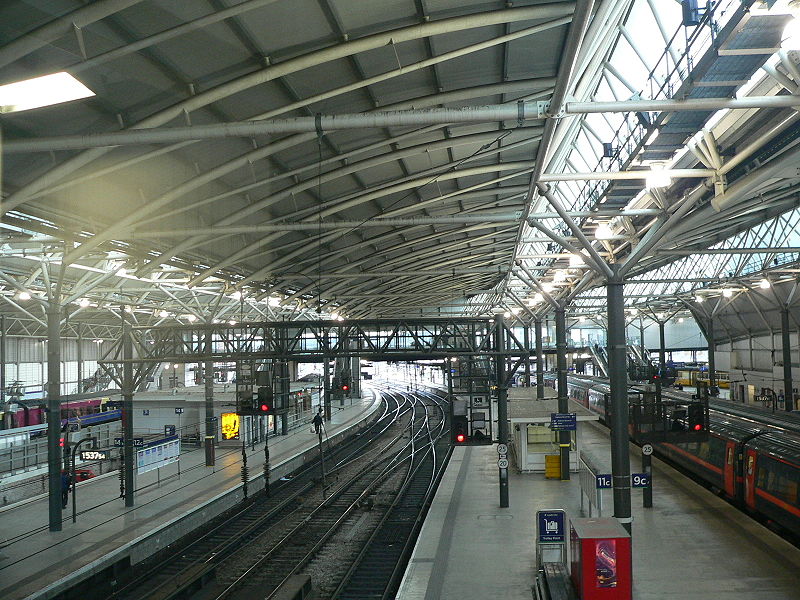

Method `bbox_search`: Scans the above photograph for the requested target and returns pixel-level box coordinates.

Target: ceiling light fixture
[17,291,31,300]
[759,278,771,289]
[0,72,94,113]
[569,253,585,268]
[594,223,614,240]
[645,163,671,189]
[722,288,733,298]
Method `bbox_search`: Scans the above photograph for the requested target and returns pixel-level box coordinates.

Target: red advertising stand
[569,518,631,600]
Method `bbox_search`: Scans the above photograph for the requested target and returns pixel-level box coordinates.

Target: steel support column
[0,315,5,406]
[535,318,544,399]
[323,357,331,421]
[639,321,645,361]
[204,329,215,441]
[76,323,83,392]
[782,308,794,411]
[657,320,666,398]
[494,314,509,508]
[607,269,632,533]
[46,303,63,531]
[523,323,531,387]
[555,307,570,480]
[351,356,361,397]
[707,317,716,392]
[122,324,134,507]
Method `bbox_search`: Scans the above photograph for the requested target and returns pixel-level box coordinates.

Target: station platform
[0,391,381,600]
[397,419,800,600]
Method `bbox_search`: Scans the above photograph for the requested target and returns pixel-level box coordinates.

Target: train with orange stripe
[564,377,800,537]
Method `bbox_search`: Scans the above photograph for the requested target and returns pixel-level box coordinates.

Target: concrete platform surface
[0,392,380,600]
[397,420,800,600]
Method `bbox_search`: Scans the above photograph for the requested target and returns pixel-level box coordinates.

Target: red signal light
[693,423,703,431]
[456,433,466,443]
[342,384,349,391]
[59,437,65,447]
[259,403,270,413]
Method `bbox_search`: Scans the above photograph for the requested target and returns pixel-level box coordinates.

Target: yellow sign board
[221,412,240,440]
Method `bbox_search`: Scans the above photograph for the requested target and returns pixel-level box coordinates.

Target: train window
[711,438,725,463]
[726,447,733,466]
[755,456,800,506]
[747,455,754,476]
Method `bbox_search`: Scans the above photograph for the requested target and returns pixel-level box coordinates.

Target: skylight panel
[0,72,95,113]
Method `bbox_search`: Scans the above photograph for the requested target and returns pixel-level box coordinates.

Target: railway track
[102,385,449,600]
[332,389,449,600]
[208,387,448,600]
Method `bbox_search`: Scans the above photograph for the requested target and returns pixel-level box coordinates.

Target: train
[563,376,800,538]
[674,365,730,389]
[0,396,115,430]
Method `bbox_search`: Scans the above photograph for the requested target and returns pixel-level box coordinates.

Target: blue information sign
[537,510,566,543]
[550,412,577,431]
[174,407,184,414]
[142,409,150,416]
[596,474,612,489]
[164,425,176,436]
[631,473,651,488]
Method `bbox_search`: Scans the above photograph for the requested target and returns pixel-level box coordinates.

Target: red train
[565,377,800,538]
[0,397,111,430]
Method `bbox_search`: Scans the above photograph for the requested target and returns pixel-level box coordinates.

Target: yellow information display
[221,412,240,440]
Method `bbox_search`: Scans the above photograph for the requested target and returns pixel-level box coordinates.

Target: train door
[723,442,736,497]
[743,449,758,510]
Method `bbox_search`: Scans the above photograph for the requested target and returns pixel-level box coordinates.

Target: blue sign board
[114,437,144,447]
[550,412,577,431]
[175,407,184,414]
[596,474,612,489]
[631,473,651,488]
[537,510,566,543]
[142,409,150,416]
[164,425,176,437]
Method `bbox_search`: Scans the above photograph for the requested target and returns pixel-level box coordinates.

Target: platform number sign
[175,407,184,414]
[632,473,651,488]
[114,437,144,447]
[596,474,612,489]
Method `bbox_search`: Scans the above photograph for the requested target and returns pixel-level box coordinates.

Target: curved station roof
[2,0,800,340]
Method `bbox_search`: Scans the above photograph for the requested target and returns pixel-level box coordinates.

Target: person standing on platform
[312,409,323,434]
[61,470,72,509]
